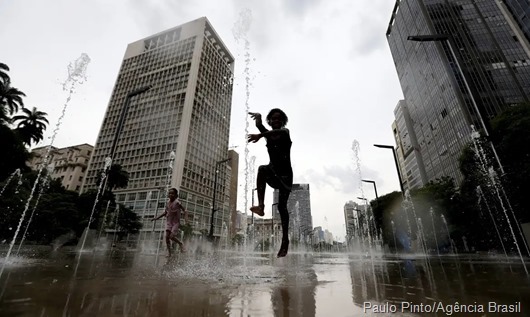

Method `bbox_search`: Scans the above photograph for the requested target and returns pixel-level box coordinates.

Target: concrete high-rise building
[29,144,93,193]
[393,100,427,191]
[273,184,313,243]
[343,201,358,243]
[81,17,235,242]
[227,149,239,237]
[387,0,530,185]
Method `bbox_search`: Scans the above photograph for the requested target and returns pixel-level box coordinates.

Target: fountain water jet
[232,8,254,256]
[470,126,528,274]
[16,173,52,255]
[79,157,112,253]
[0,169,23,199]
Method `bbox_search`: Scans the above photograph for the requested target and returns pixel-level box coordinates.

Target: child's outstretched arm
[151,211,166,221]
[248,128,289,143]
[249,112,268,133]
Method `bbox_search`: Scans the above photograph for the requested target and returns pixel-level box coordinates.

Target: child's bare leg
[277,189,290,258]
[250,166,266,216]
[170,234,186,252]
[165,231,172,256]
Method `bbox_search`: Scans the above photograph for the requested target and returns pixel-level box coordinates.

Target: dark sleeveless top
[265,128,293,183]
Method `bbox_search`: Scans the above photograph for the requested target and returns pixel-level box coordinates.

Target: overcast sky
[1,0,404,240]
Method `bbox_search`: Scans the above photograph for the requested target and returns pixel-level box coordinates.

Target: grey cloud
[282,0,323,17]
[349,1,391,57]
[297,165,360,195]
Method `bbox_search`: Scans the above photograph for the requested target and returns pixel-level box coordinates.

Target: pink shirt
[165,199,184,229]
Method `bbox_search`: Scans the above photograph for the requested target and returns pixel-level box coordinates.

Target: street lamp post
[251,188,257,225]
[272,202,278,248]
[103,85,152,193]
[407,34,504,174]
[109,85,152,163]
[374,144,405,195]
[209,158,231,240]
[361,179,378,200]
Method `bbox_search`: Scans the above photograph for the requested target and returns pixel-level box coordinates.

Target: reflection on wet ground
[0,248,529,316]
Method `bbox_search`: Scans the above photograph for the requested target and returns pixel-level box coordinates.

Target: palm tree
[0,79,26,122]
[12,107,49,146]
[0,63,10,84]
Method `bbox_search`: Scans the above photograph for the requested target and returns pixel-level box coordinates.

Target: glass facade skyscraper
[82,17,236,241]
[387,0,530,187]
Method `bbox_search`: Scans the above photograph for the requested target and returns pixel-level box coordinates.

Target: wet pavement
[0,248,529,316]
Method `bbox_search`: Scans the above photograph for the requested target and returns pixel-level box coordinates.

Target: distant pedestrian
[152,188,187,257]
[247,108,293,257]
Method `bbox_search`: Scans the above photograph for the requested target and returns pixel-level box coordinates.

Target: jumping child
[152,188,188,257]
[247,108,293,257]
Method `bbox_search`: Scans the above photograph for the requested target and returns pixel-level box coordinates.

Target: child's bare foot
[277,240,289,258]
[250,205,265,216]
[180,245,186,253]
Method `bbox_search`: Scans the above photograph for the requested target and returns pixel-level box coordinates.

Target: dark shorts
[262,165,292,191]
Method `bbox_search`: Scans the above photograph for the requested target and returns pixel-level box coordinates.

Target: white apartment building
[29,144,93,193]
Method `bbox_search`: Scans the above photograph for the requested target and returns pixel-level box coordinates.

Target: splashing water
[0,53,90,279]
[0,169,23,198]
[476,186,508,258]
[16,173,52,255]
[429,208,440,256]
[96,200,112,248]
[351,140,376,248]
[232,8,253,244]
[440,215,457,255]
[79,157,112,253]
[470,126,528,274]
[166,150,176,192]
[402,190,419,247]
[351,140,364,196]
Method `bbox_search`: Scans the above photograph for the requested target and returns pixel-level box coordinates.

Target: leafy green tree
[76,189,114,232]
[0,172,77,244]
[13,107,49,146]
[0,124,30,181]
[106,204,142,240]
[96,164,130,191]
[490,103,530,223]
[0,78,25,122]
[180,222,193,240]
[371,191,403,250]
[25,178,81,244]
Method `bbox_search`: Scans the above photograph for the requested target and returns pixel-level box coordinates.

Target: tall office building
[343,201,358,243]
[82,17,236,241]
[273,184,313,243]
[387,0,530,186]
[393,100,427,191]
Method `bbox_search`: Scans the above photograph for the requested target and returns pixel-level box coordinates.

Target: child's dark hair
[169,187,178,196]
[266,108,288,126]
